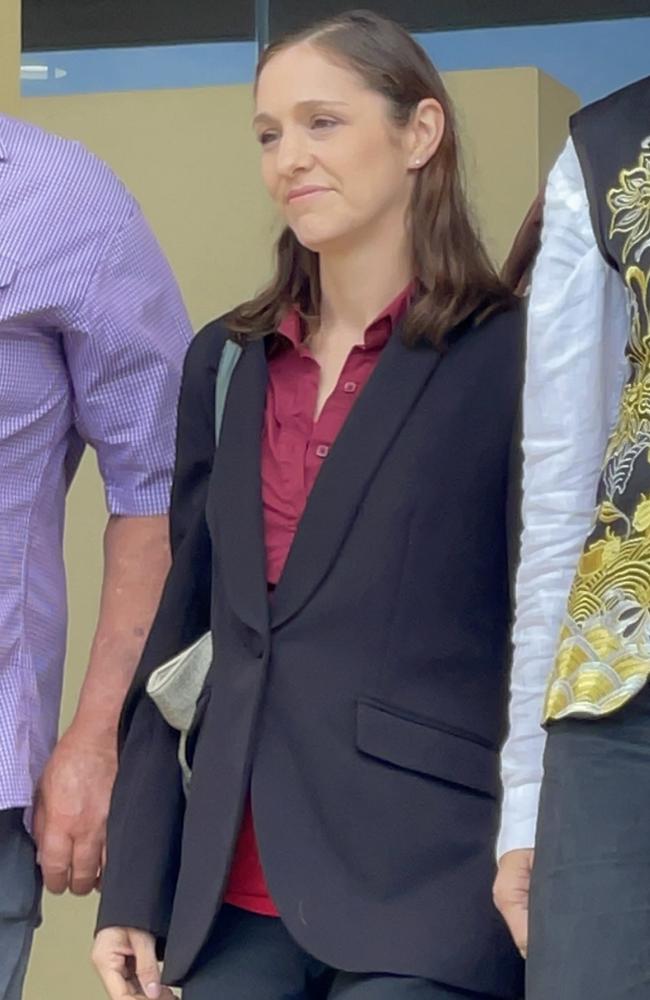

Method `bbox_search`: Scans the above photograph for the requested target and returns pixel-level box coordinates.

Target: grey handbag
[145,338,242,792]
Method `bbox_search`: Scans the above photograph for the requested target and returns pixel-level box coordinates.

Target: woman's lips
[287,186,331,203]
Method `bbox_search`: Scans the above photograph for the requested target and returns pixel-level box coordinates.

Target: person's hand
[92,927,177,1000]
[493,848,534,959]
[33,722,117,895]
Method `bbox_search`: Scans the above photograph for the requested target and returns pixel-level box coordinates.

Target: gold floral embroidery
[578,530,621,575]
[633,494,650,534]
[544,139,650,720]
[607,141,650,263]
[602,268,650,496]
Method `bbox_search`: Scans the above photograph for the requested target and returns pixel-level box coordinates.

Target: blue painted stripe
[417,17,650,103]
[20,16,650,103]
[20,41,257,96]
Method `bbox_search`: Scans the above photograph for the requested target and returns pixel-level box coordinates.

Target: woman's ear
[408,99,445,171]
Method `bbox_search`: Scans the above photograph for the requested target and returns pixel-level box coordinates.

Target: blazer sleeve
[96,321,228,943]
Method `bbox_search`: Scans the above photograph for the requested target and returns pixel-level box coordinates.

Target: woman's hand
[493,848,534,959]
[92,927,177,1000]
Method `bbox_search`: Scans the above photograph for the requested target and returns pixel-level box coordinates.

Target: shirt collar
[0,135,8,162]
[277,307,304,350]
[277,282,415,352]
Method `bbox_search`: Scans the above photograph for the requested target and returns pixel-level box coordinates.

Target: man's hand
[33,514,170,897]
[493,847,534,959]
[33,723,117,895]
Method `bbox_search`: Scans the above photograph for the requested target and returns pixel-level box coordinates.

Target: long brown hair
[227,9,514,348]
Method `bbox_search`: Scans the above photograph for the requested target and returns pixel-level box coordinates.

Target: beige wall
[447,67,580,262]
[537,71,582,183]
[0,0,20,110]
[1,3,578,996]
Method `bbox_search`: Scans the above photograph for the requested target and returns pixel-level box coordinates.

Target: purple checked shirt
[0,114,192,811]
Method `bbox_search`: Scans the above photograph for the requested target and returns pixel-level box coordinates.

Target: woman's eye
[311,117,338,131]
[258,131,279,146]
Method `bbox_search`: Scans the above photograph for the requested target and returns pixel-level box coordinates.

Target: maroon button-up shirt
[224,286,412,916]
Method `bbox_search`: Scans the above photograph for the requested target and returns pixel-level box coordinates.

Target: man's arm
[35,515,170,895]
[494,137,630,953]
[33,200,192,896]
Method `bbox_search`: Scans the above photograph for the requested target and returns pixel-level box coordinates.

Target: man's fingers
[38,828,73,894]
[94,844,108,892]
[503,904,528,958]
[71,838,103,896]
[494,894,529,957]
[493,848,533,958]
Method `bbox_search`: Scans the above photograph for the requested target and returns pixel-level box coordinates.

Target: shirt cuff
[105,479,172,517]
[497,781,541,859]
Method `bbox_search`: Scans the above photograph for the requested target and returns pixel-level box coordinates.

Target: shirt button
[315,444,329,459]
[343,381,358,393]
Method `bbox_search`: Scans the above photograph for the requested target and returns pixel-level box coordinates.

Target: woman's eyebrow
[253,100,350,127]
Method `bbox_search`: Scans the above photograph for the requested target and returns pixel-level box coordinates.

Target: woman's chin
[291,223,347,255]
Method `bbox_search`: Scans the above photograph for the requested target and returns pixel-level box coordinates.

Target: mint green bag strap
[145,337,243,794]
[215,339,243,446]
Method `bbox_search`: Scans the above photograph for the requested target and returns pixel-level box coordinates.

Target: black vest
[545,76,650,719]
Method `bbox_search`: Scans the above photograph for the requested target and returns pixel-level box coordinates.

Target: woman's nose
[276,130,312,176]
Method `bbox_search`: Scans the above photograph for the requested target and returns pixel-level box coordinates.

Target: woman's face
[254,42,417,254]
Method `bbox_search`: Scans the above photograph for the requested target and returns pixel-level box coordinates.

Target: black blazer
[97,305,524,998]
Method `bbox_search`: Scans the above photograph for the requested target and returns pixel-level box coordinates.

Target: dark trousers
[182,905,492,1000]
[527,683,650,999]
[0,810,42,1000]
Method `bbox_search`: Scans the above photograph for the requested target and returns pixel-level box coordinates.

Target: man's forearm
[70,514,170,745]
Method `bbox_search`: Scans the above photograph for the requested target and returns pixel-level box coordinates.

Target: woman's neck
[317,224,413,338]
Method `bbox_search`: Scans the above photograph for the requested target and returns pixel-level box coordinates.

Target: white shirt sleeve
[497,137,630,858]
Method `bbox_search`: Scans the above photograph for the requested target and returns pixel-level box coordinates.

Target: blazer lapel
[208,338,269,637]
[271,331,442,629]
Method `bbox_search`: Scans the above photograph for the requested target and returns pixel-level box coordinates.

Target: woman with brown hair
[92,10,524,999]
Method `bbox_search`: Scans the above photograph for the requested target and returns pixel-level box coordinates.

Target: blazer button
[250,634,264,659]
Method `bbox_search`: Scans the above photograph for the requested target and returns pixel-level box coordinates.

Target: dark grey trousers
[527,683,650,999]
[0,810,42,1000]
[182,905,491,1000]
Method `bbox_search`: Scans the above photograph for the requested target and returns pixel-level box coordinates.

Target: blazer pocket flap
[0,254,18,289]
[356,699,499,798]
